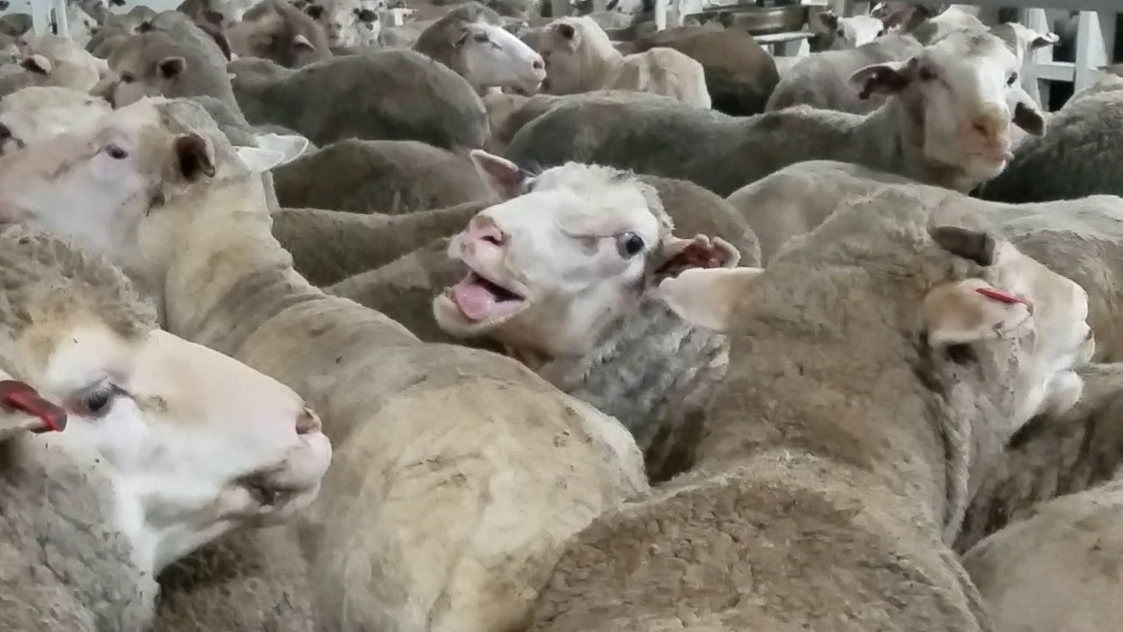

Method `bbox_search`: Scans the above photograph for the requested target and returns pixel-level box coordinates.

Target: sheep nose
[532,57,545,70]
[970,113,1007,142]
[0,123,11,140]
[465,216,507,247]
[295,406,322,435]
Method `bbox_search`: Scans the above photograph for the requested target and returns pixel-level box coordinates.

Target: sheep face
[536,17,600,95]
[849,30,1046,186]
[434,150,737,358]
[816,11,885,50]
[0,97,307,265]
[457,21,545,94]
[303,0,379,47]
[660,224,1095,430]
[18,300,331,572]
[0,87,112,155]
[3,35,107,93]
[92,50,186,108]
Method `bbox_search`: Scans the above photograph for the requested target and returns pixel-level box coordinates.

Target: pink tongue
[451,281,496,322]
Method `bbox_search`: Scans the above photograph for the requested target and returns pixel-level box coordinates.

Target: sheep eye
[72,382,120,417]
[1006,72,1018,86]
[119,72,134,84]
[918,66,936,82]
[473,32,488,43]
[104,143,128,159]
[615,232,645,258]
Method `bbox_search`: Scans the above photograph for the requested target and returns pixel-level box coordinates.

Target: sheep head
[433,150,738,360]
[0,226,332,572]
[0,97,307,275]
[657,211,1094,430]
[848,30,1046,190]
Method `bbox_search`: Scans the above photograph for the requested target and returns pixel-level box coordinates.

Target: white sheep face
[0,98,308,264]
[835,15,886,49]
[459,21,545,94]
[306,0,380,47]
[849,30,1046,186]
[435,151,738,358]
[435,155,662,357]
[0,87,112,154]
[28,312,332,572]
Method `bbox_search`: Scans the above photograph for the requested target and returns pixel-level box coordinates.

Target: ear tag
[976,287,1034,315]
[0,380,67,433]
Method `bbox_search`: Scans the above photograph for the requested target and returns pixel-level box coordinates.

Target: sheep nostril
[295,406,321,435]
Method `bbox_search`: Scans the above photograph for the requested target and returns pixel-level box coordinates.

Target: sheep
[0,87,112,154]
[726,159,919,264]
[534,17,710,107]
[412,2,546,95]
[813,9,887,50]
[765,33,924,114]
[134,10,235,64]
[272,138,494,214]
[0,34,108,97]
[955,362,1123,556]
[626,22,780,105]
[488,89,666,153]
[273,201,489,286]
[520,185,1093,631]
[482,90,529,150]
[959,478,1123,632]
[228,51,490,150]
[0,13,31,38]
[506,30,1046,197]
[93,28,239,110]
[430,152,746,480]
[85,6,157,57]
[977,69,1123,203]
[63,2,101,49]
[300,0,379,47]
[726,161,1123,368]
[0,95,648,632]
[225,0,334,68]
[0,224,333,631]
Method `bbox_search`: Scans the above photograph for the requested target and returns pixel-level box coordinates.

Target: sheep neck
[149,178,319,357]
[851,100,981,193]
[589,48,626,92]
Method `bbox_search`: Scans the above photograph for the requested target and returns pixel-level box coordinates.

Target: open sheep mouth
[447,269,527,323]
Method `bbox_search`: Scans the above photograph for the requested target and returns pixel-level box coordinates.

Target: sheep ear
[157,56,187,80]
[817,9,839,30]
[469,149,526,200]
[21,54,51,75]
[1028,30,1059,50]
[293,34,315,50]
[1008,86,1046,136]
[849,60,909,99]
[655,234,741,280]
[235,146,288,173]
[923,279,1034,347]
[253,132,309,164]
[655,267,763,333]
[174,133,217,180]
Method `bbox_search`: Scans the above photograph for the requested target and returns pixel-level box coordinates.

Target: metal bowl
[698,5,809,36]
